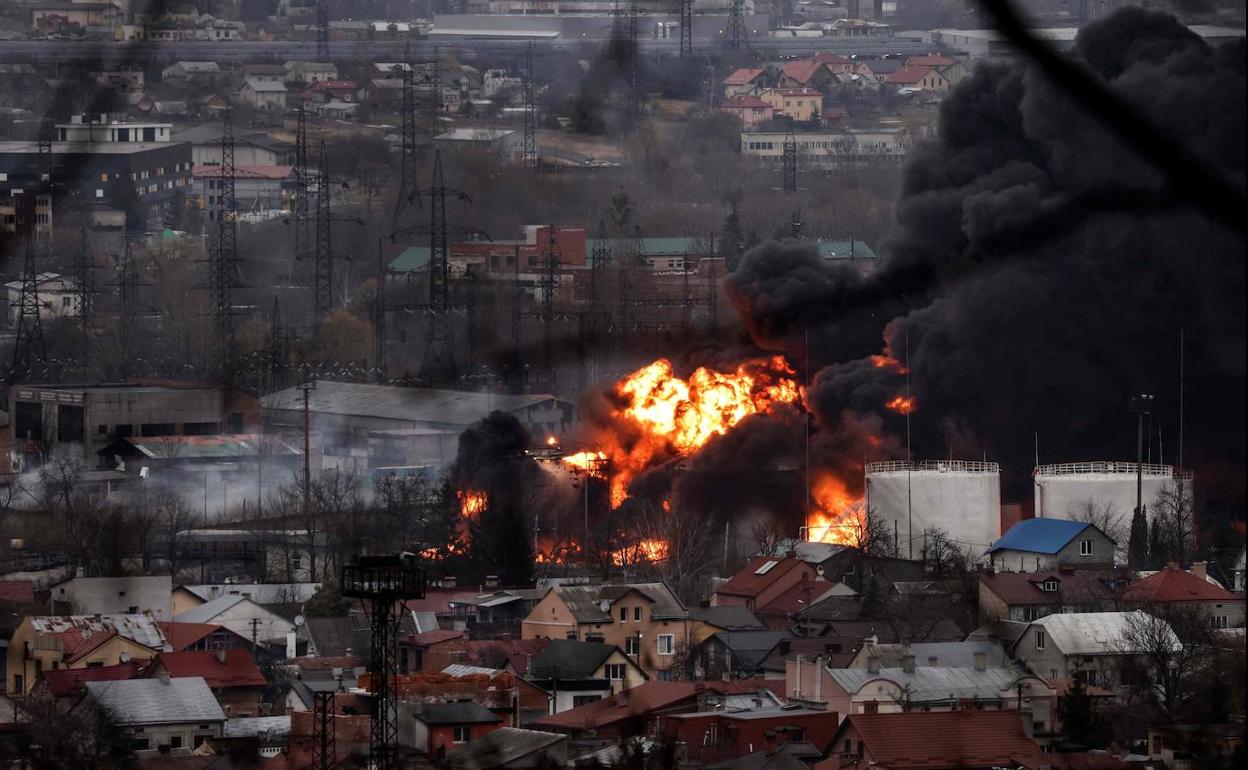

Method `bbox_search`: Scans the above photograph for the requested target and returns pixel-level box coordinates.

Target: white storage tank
[1033,461,1190,523]
[865,460,1001,560]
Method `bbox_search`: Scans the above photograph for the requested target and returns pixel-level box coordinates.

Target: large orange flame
[610,538,670,566]
[807,474,865,546]
[562,450,608,479]
[886,395,916,415]
[458,490,487,518]
[607,355,802,505]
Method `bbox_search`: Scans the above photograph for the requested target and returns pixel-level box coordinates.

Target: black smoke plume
[727,9,1245,505]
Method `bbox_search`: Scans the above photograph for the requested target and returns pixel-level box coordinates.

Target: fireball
[807,474,865,547]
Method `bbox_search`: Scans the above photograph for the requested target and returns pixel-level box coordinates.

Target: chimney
[973,651,986,672]
[216,649,227,664]
[1192,561,1207,580]
[927,656,938,667]
[778,639,790,655]
[901,654,915,674]
[867,654,879,674]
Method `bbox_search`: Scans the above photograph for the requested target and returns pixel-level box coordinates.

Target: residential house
[174,528,326,583]
[444,727,568,769]
[815,550,925,595]
[174,594,296,648]
[400,629,469,673]
[1012,610,1179,689]
[365,78,405,107]
[6,614,167,695]
[985,519,1117,572]
[718,95,773,129]
[1146,723,1245,767]
[4,272,78,326]
[82,676,226,752]
[885,65,951,93]
[239,78,288,111]
[300,80,359,105]
[285,61,338,85]
[398,701,502,756]
[520,583,688,680]
[172,583,322,616]
[529,681,712,739]
[158,621,253,652]
[979,568,1127,623]
[318,100,358,120]
[161,61,221,85]
[527,639,647,706]
[777,60,838,91]
[693,630,795,680]
[712,555,817,615]
[390,668,549,727]
[240,64,287,84]
[447,588,544,638]
[50,575,173,620]
[811,53,860,77]
[816,711,1044,770]
[760,87,823,123]
[722,67,768,98]
[1234,546,1245,592]
[663,708,839,765]
[1123,562,1245,628]
[904,55,970,87]
[788,653,1054,729]
[37,660,148,700]
[147,649,269,718]
[844,639,1008,670]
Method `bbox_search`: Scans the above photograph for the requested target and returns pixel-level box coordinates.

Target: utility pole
[428,47,443,141]
[293,104,311,275]
[72,228,97,369]
[507,244,523,394]
[394,44,421,227]
[266,295,285,392]
[208,109,239,380]
[1131,394,1155,524]
[299,380,316,522]
[679,0,694,58]
[522,42,539,169]
[373,239,388,384]
[116,237,142,378]
[587,221,612,380]
[539,226,560,390]
[314,140,333,321]
[726,0,749,52]
[9,240,47,383]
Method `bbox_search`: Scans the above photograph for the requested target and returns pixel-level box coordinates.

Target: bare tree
[34,458,120,576]
[1070,498,1127,557]
[17,688,133,769]
[749,517,787,558]
[922,527,974,579]
[631,502,717,605]
[1152,478,1196,563]
[152,485,199,580]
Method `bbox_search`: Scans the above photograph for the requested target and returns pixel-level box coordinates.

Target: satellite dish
[294,614,306,627]
[120,651,131,663]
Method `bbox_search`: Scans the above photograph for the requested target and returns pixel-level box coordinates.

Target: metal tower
[624,2,641,134]
[782,123,798,193]
[312,690,336,770]
[394,46,422,225]
[266,295,286,392]
[539,226,560,388]
[316,0,330,61]
[726,0,749,51]
[8,240,47,383]
[679,0,694,58]
[506,244,524,395]
[341,555,425,770]
[293,104,312,270]
[208,109,239,376]
[372,240,388,384]
[313,141,333,320]
[117,237,141,378]
[428,48,443,140]
[585,220,612,379]
[522,42,539,170]
[72,228,98,368]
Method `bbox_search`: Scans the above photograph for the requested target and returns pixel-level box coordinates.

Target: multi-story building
[6,613,168,695]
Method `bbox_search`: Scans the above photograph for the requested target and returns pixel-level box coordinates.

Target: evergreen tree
[1148,517,1166,568]
[859,573,882,618]
[1058,678,1106,748]
[1127,505,1149,568]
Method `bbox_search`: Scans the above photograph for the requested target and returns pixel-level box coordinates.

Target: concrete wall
[129,721,224,752]
[866,462,1001,559]
[54,575,173,620]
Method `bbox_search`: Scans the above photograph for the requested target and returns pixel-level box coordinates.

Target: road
[0,37,942,65]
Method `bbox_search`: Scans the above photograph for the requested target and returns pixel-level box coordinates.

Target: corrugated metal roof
[115,434,300,460]
[182,583,321,605]
[412,701,502,725]
[29,614,166,651]
[173,594,249,624]
[1029,611,1179,656]
[987,518,1092,555]
[828,664,1035,702]
[84,677,226,725]
[856,640,1007,669]
[442,663,502,677]
[261,381,563,428]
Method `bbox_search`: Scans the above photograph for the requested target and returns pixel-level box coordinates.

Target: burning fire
[870,353,908,374]
[458,490,487,518]
[561,450,608,479]
[886,395,916,415]
[610,538,670,566]
[607,356,802,504]
[807,474,865,546]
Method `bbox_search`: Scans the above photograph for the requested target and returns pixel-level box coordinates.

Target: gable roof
[26,614,167,657]
[780,60,829,85]
[707,631,795,672]
[717,556,808,599]
[152,649,266,689]
[174,593,252,623]
[41,661,148,697]
[84,677,227,725]
[407,629,464,647]
[886,65,940,85]
[987,518,1096,555]
[412,701,502,726]
[836,711,1043,769]
[529,639,621,680]
[905,55,957,68]
[445,727,565,770]
[529,681,702,732]
[721,95,770,110]
[858,640,1008,669]
[157,621,233,651]
[981,569,1123,606]
[1028,611,1178,656]
[1123,565,1239,603]
[723,67,765,86]
[180,583,322,606]
[828,664,1039,703]
[689,605,767,631]
[243,78,287,93]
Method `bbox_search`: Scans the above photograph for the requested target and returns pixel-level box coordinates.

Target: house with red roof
[885,65,951,92]
[815,711,1045,770]
[528,681,717,739]
[148,649,270,718]
[6,614,167,696]
[722,67,768,98]
[904,55,970,87]
[712,555,818,618]
[759,87,824,123]
[1124,562,1245,627]
[718,95,773,128]
[661,707,840,764]
[300,80,361,104]
[778,59,839,91]
[400,629,469,673]
[158,621,253,652]
[36,660,148,699]
[978,568,1128,624]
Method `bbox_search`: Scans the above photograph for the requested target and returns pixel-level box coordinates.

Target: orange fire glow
[870,353,907,373]
[610,538,670,566]
[886,395,916,415]
[561,450,608,479]
[458,490,488,518]
[546,436,559,447]
[606,356,802,505]
[806,474,865,546]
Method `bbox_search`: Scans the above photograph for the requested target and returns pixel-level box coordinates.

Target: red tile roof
[905,55,957,68]
[886,65,939,85]
[1123,566,1239,603]
[529,681,702,732]
[152,649,266,689]
[979,570,1119,606]
[781,60,828,85]
[717,556,808,599]
[406,629,464,647]
[41,661,148,697]
[158,621,225,652]
[722,67,765,86]
[59,627,119,663]
[812,52,852,65]
[773,87,821,97]
[295,655,364,673]
[0,580,35,605]
[721,95,770,110]
[830,711,1044,769]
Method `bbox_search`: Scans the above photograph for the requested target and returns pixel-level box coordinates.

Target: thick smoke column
[727,9,1245,503]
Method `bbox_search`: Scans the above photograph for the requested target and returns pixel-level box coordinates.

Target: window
[634,607,642,623]
[169,736,183,749]
[62,296,72,308]
[96,189,104,199]
[1210,615,1229,629]
[657,669,672,681]
[619,607,627,622]
[452,726,470,743]
[863,701,878,714]
[1035,629,1046,651]
[1042,579,1058,592]
[625,636,640,655]
[573,695,601,707]
[1079,539,1094,557]
[605,663,625,680]
[755,560,779,575]
[565,631,578,640]
[656,634,674,655]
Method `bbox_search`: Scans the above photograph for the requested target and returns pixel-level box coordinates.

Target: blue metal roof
[986,518,1091,555]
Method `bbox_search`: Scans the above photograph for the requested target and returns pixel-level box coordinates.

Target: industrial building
[865,460,1002,559]
[1032,461,1191,524]
[740,128,910,167]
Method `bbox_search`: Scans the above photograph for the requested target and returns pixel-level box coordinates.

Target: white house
[239,78,287,111]
[4,272,78,327]
[174,594,296,646]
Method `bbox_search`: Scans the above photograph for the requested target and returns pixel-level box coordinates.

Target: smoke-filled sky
[725,9,1245,505]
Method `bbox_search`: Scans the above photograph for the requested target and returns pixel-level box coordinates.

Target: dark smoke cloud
[728,9,1246,501]
[452,411,538,501]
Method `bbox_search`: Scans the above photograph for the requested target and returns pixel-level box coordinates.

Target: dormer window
[1042,579,1058,592]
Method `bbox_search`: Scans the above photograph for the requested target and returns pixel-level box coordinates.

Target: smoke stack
[973,651,986,672]
[901,654,915,674]
[867,654,880,674]
[1191,561,1207,580]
